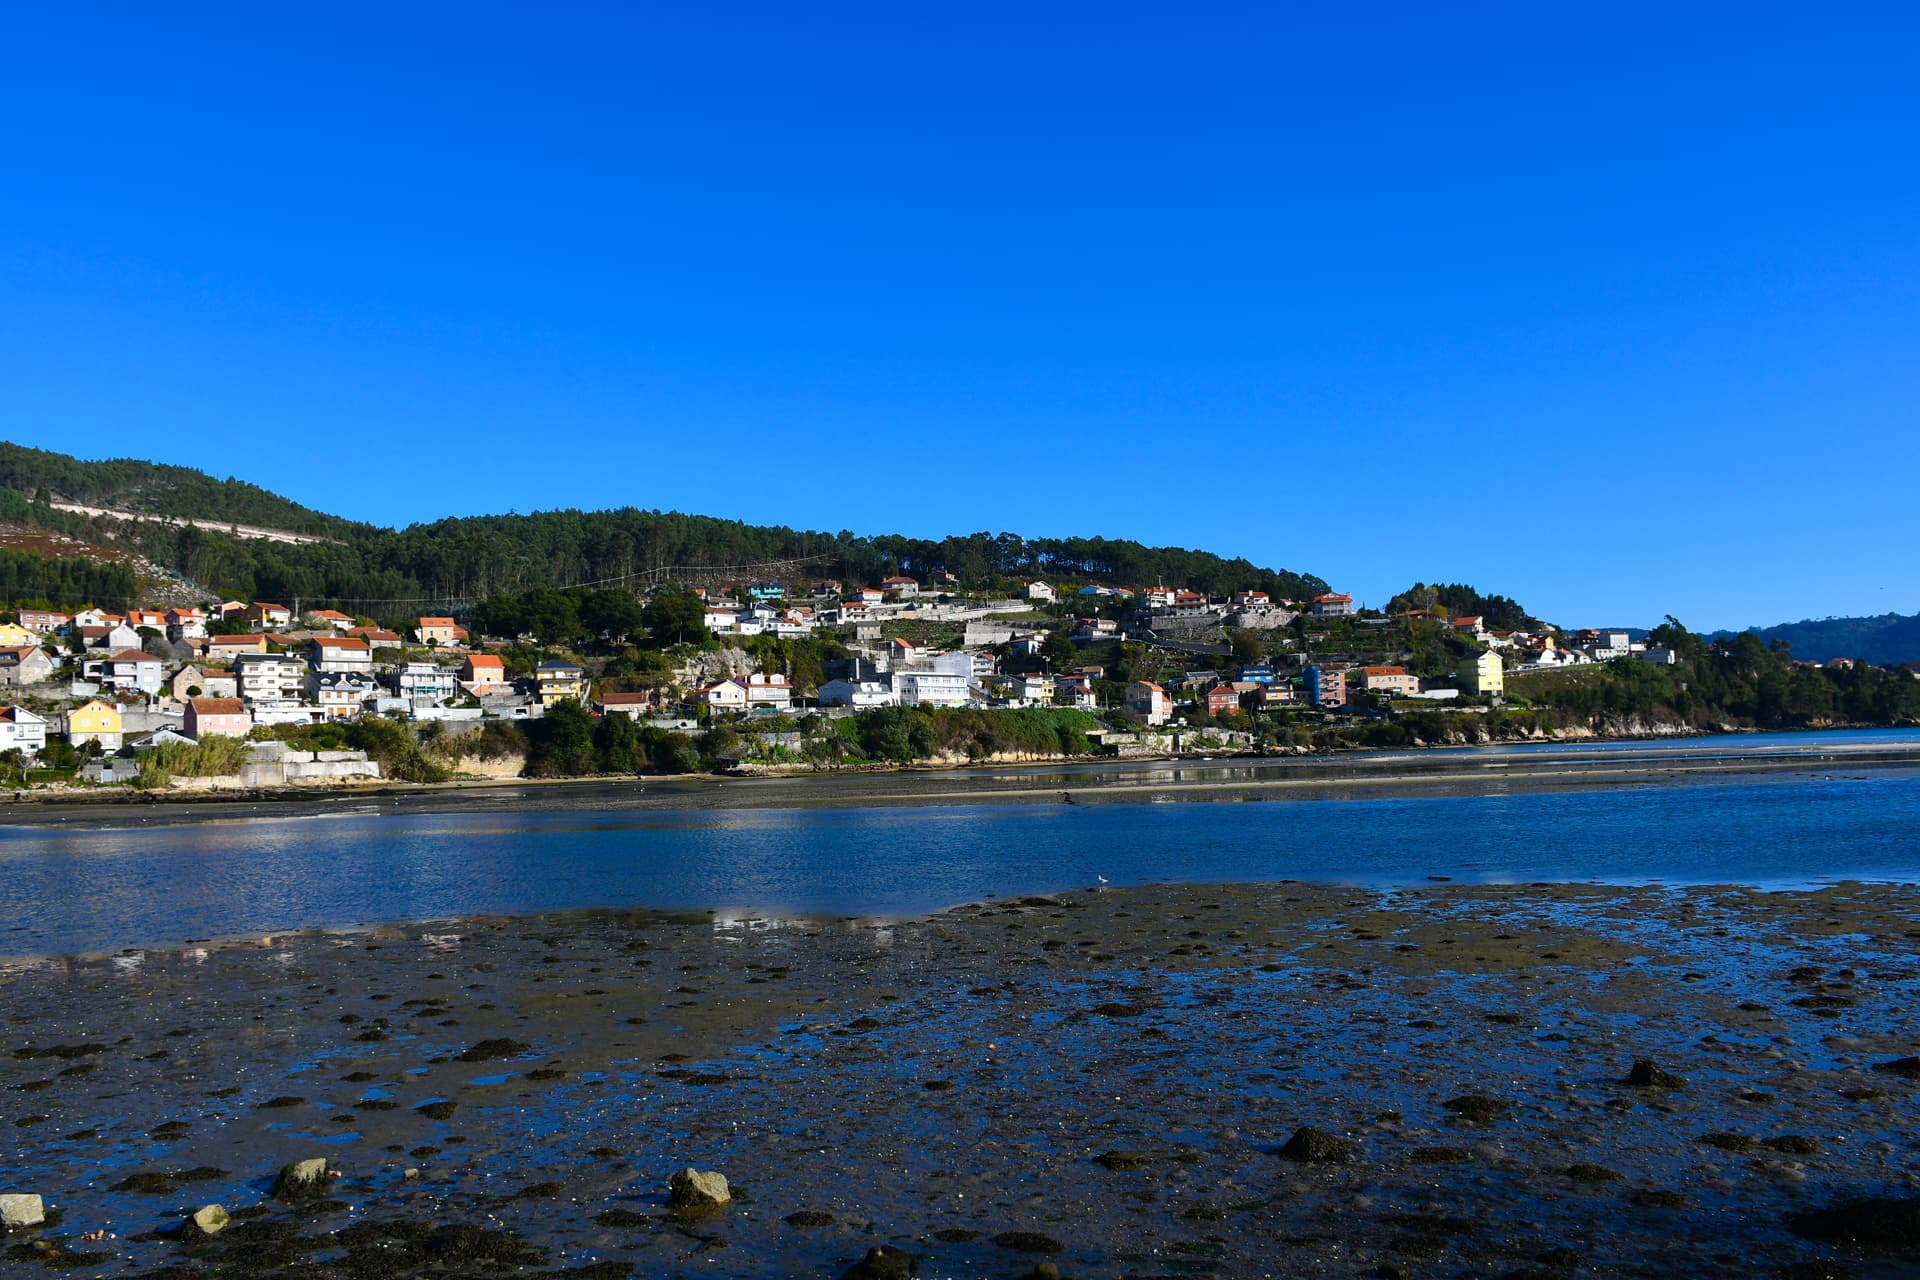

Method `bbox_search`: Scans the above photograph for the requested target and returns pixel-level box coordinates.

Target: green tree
[525,701,598,776]
[1041,629,1077,671]
[642,586,710,648]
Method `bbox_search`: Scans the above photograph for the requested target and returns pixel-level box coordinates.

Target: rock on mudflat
[667,1166,731,1211]
[1,1193,46,1228]
[840,1244,915,1279]
[1625,1058,1687,1089]
[1789,1196,1920,1257]
[275,1157,331,1200]
[183,1204,230,1238]
[1280,1126,1355,1163]
[1871,1056,1920,1079]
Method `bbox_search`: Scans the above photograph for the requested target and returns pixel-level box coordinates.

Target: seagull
[1097,874,1110,886]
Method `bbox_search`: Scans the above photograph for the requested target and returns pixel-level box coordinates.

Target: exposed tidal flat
[3,881,1920,1277]
[2,739,1919,1277]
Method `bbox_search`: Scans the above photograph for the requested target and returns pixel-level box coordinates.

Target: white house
[310,672,376,719]
[308,636,374,676]
[818,677,899,708]
[741,672,793,710]
[164,607,208,641]
[1310,592,1355,617]
[234,652,307,704]
[1127,680,1171,725]
[882,576,919,597]
[1054,679,1098,710]
[0,706,49,754]
[1022,581,1055,603]
[700,678,750,711]
[102,648,165,696]
[896,669,970,708]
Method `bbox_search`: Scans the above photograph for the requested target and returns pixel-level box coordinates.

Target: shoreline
[3,880,1917,1277]
[5,729,1918,830]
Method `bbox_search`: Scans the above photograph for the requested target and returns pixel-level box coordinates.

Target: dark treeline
[1517,618,1920,729]
[0,442,367,540]
[1385,582,1535,629]
[0,546,139,607]
[8,495,1327,615]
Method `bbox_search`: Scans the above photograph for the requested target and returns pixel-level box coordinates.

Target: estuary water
[3,730,1919,956]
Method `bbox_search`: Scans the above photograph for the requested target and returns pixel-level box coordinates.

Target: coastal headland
[3,879,1919,1277]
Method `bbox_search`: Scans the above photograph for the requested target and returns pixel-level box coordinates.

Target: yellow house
[1460,649,1505,697]
[535,659,586,706]
[0,622,34,647]
[65,698,124,750]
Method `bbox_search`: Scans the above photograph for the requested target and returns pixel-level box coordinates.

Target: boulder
[183,1204,230,1238]
[1280,1126,1355,1163]
[667,1166,731,1211]
[0,1193,45,1229]
[1625,1058,1687,1089]
[840,1245,916,1279]
[275,1157,331,1200]
[1789,1196,1920,1257]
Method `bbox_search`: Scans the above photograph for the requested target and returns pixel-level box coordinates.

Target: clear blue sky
[3,5,1916,632]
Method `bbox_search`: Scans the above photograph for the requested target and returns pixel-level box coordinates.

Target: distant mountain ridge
[1711,612,1920,667]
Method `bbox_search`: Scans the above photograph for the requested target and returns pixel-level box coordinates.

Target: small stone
[404,1168,420,1180]
[1624,1058,1687,1089]
[183,1204,229,1238]
[1280,1126,1355,1163]
[667,1166,731,1211]
[274,1157,330,1200]
[1,1193,46,1228]
[1092,1150,1153,1171]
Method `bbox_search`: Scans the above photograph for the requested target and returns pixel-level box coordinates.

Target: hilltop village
[0,573,1904,791]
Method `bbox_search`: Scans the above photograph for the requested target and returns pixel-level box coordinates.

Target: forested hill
[0,441,370,540]
[0,445,1328,609]
[1712,613,1920,667]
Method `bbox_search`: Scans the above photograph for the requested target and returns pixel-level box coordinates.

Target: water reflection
[0,766,1917,958]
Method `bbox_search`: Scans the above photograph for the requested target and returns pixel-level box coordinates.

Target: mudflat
[3,880,1919,1277]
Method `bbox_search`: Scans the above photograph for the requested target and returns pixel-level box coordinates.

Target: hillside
[0,441,372,541]
[1713,612,1920,667]
[0,444,1329,610]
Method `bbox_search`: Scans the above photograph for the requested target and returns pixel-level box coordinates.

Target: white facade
[0,707,48,754]
[234,653,306,703]
[897,669,970,707]
[818,678,898,708]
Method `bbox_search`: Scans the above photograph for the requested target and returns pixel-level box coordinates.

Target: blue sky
[3,5,1916,632]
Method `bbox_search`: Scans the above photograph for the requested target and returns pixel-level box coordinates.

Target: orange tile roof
[189,697,247,716]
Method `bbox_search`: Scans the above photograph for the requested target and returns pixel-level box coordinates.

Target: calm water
[3,731,1919,956]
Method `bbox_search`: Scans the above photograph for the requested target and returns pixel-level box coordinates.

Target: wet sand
[8,735,1920,831]
[4,881,1919,1277]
